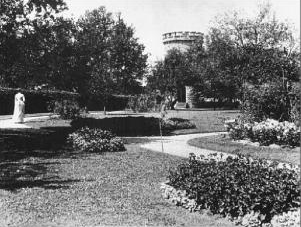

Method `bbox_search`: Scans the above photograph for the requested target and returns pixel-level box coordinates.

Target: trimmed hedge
[0,87,80,115]
[86,95,130,111]
[71,117,196,136]
[193,100,239,109]
[71,117,160,136]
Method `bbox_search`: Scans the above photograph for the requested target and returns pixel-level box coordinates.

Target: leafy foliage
[168,153,300,224]
[0,87,79,114]
[50,99,82,120]
[76,7,148,111]
[225,118,300,147]
[1,3,148,111]
[87,94,129,112]
[242,82,300,123]
[0,0,70,89]
[175,4,300,109]
[127,94,156,112]
[162,118,196,131]
[68,127,125,153]
[147,48,197,103]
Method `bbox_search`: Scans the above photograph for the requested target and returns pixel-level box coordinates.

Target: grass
[165,110,239,134]
[188,134,300,166]
[0,116,238,227]
[0,142,237,226]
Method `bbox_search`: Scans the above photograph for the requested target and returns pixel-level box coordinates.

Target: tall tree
[0,0,68,88]
[75,7,148,113]
[147,48,194,103]
[187,3,299,106]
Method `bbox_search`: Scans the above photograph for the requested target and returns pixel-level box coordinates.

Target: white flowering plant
[225,118,300,147]
[68,127,125,153]
[161,118,196,131]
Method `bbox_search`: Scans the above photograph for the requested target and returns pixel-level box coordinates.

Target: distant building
[162,31,203,108]
[163,31,203,52]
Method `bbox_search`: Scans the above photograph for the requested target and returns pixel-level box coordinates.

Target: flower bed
[68,127,125,153]
[164,153,300,226]
[225,118,300,147]
[161,118,196,131]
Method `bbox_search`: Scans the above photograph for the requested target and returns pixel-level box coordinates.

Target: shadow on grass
[0,127,74,161]
[123,137,158,144]
[0,126,80,191]
[1,176,79,191]
[0,160,80,191]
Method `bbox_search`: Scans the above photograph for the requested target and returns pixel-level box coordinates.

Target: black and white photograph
[0,0,300,226]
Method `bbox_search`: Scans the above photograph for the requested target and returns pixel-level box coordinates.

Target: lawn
[0,117,238,227]
[188,134,300,166]
[166,110,239,134]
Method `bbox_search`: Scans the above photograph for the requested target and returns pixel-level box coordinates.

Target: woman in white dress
[12,92,25,123]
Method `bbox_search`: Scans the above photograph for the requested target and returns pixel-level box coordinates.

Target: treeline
[0,0,148,110]
[147,4,300,120]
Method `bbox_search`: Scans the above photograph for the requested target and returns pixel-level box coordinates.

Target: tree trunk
[213,88,216,111]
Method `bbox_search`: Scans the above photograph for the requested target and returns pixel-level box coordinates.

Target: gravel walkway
[0,115,55,129]
[140,133,299,171]
[140,132,230,159]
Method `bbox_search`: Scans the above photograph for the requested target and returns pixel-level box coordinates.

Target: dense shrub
[127,94,156,112]
[68,127,125,153]
[242,82,300,123]
[193,99,239,110]
[167,153,300,225]
[49,99,82,119]
[225,118,300,147]
[86,94,129,111]
[0,87,80,115]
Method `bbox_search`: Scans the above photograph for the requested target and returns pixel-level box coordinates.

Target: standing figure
[12,92,25,123]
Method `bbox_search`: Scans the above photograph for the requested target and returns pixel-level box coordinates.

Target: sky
[63,0,300,63]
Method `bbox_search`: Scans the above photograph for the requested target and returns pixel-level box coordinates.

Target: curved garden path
[139,133,299,171]
[139,132,231,159]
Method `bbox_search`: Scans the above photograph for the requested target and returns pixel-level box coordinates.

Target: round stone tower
[163,31,203,53]
[162,31,203,108]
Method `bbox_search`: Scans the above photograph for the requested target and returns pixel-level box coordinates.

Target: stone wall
[185,86,193,108]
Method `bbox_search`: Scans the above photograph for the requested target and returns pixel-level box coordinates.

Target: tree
[109,14,148,94]
[0,0,68,88]
[186,3,299,109]
[75,7,148,113]
[147,48,194,106]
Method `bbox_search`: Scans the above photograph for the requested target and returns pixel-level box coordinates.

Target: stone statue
[12,92,25,123]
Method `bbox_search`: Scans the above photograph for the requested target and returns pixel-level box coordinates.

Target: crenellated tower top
[162,31,203,53]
